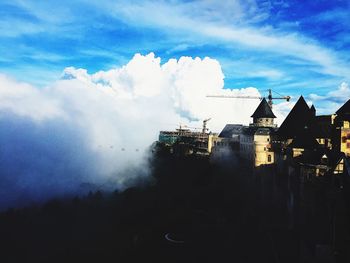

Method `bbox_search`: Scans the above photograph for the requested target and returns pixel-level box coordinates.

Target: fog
[0,53,272,209]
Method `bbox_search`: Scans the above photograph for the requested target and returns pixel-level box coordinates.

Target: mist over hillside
[0,54,265,209]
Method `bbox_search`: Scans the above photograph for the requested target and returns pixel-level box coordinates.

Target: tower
[251,98,277,127]
[239,98,278,167]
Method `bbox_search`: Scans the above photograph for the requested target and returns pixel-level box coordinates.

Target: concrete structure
[158,128,219,156]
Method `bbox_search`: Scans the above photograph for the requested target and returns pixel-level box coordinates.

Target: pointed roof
[251,98,276,118]
[310,104,316,116]
[278,96,314,139]
[336,99,350,116]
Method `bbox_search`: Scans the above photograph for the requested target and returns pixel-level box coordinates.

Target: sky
[0,0,350,208]
[1,0,349,103]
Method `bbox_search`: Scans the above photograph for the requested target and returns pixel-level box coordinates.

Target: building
[214,98,278,167]
[269,96,350,262]
[333,99,350,157]
[216,124,243,149]
[313,114,335,149]
[277,96,315,142]
[239,98,277,167]
[215,95,350,261]
[158,127,219,156]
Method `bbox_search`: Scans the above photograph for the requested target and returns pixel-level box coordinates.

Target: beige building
[239,98,277,167]
[333,100,350,157]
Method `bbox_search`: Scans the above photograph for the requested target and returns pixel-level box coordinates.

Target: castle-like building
[217,95,350,172]
[239,98,277,167]
[157,95,350,260]
[216,95,350,262]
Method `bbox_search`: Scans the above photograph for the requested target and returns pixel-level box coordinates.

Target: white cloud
[0,74,65,121]
[328,82,350,100]
[308,93,325,101]
[308,82,350,103]
[249,69,284,80]
[273,100,293,125]
[63,53,264,130]
[0,53,270,208]
[307,82,350,114]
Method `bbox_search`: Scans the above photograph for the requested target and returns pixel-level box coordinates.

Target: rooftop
[336,99,350,117]
[219,124,243,138]
[251,98,276,119]
[278,96,314,139]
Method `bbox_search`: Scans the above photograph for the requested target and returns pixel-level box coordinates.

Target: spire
[251,98,276,118]
[310,104,316,116]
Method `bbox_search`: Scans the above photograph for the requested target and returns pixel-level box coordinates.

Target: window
[267,138,269,142]
[268,155,271,162]
[264,147,266,151]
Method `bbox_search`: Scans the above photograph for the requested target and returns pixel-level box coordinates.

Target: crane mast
[202,118,211,134]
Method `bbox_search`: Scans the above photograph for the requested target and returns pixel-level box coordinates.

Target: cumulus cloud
[63,53,263,129]
[0,53,268,209]
[0,75,64,121]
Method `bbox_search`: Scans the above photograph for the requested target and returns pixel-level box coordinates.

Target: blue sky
[1,0,350,104]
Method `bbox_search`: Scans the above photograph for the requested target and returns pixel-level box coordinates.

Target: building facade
[239,98,277,167]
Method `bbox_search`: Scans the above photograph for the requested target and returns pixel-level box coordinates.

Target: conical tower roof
[251,98,276,118]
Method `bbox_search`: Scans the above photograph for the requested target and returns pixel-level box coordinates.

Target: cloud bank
[0,53,264,209]
[2,52,345,209]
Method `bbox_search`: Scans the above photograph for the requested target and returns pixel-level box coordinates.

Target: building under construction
[158,119,219,157]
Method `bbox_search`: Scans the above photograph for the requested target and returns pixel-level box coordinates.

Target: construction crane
[206,89,290,108]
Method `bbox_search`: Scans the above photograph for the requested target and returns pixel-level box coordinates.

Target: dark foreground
[0,150,348,263]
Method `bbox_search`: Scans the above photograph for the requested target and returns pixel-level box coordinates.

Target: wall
[340,124,350,157]
[254,134,274,167]
[239,133,254,165]
[253,118,276,127]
